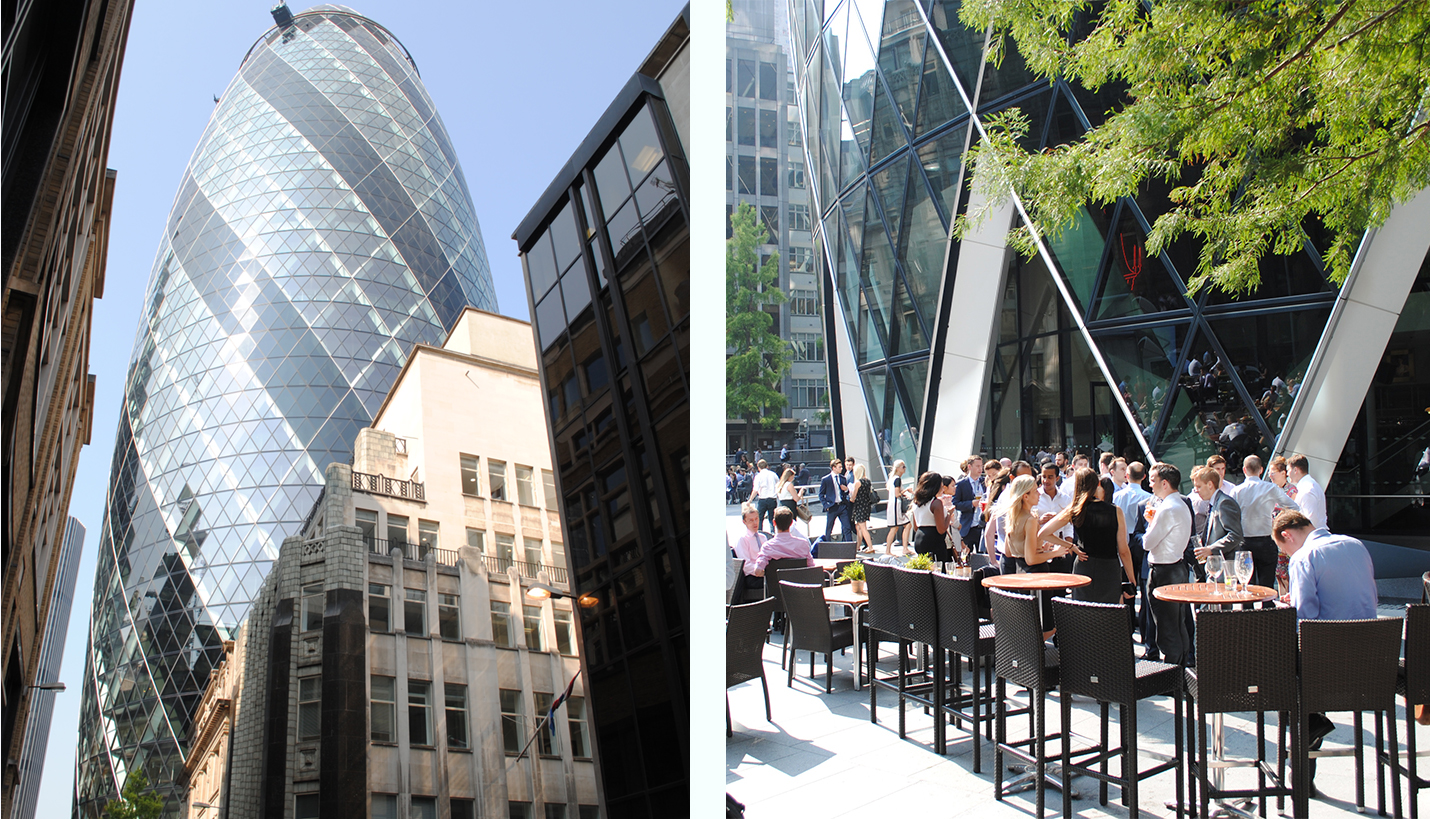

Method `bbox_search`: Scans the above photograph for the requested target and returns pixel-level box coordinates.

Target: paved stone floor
[726,505,1428,818]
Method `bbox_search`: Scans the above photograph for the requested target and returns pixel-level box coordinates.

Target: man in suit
[1191,465,1245,563]
[818,458,851,541]
[951,456,986,553]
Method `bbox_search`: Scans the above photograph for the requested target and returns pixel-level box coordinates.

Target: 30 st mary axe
[73,5,495,813]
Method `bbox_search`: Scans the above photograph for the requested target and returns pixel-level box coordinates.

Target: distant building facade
[726,0,830,453]
[201,309,595,819]
[1,0,130,806]
[181,638,239,819]
[512,8,689,817]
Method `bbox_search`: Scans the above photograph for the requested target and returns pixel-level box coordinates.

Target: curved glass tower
[74,6,495,813]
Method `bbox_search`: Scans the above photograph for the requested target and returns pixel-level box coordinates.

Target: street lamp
[525,582,597,608]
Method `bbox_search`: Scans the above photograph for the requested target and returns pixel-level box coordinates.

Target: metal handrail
[351,470,425,501]
[482,555,569,585]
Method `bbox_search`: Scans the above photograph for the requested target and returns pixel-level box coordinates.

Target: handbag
[795,500,812,523]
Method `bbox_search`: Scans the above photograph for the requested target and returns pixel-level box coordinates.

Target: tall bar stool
[890,565,941,746]
[932,572,996,771]
[768,564,824,670]
[990,588,1063,818]
[1186,607,1303,819]
[865,562,909,723]
[780,580,855,693]
[1393,604,1429,819]
[1051,597,1184,819]
[1299,618,1404,817]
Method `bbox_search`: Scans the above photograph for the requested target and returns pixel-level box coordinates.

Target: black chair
[818,540,857,559]
[1051,597,1183,819]
[865,562,909,723]
[1299,618,1403,817]
[990,588,1063,818]
[1186,607,1303,819]
[767,565,824,668]
[780,580,855,693]
[727,597,777,736]
[889,566,941,746]
[729,560,753,606]
[1395,604,1429,819]
[932,572,996,771]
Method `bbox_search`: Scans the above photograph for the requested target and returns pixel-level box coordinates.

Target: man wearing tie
[1191,465,1245,562]
[951,456,986,554]
[818,458,852,541]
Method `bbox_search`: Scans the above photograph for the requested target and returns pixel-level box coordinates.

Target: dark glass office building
[73,5,495,814]
[791,0,1430,555]
[513,10,689,817]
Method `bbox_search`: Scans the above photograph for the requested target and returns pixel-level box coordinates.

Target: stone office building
[196,309,597,819]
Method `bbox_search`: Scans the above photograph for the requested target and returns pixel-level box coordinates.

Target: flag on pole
[547,669,580,736]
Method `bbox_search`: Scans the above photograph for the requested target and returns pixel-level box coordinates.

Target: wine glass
[1235,551,1254,593]
[1205,553,1225,593]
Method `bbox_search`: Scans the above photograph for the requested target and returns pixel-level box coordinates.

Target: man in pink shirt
[751,507,815,576]
[732,503,767,574]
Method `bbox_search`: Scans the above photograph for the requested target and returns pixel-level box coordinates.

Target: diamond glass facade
[73,7,495,814]
[790,0,1340,480]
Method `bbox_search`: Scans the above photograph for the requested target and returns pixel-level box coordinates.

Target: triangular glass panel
[861,367,891,449]
[1204,244,1334,306]
[838,104,867,191]
[866,73,909,167]
[1044,201,1113,316]
[1043,87,1085,150]
[923,0,983,98]
[869,0,923,166]
[860,199,899,330]
[823,0,849,87]
[841,183,867,263]
[840,4,880,165]
[1092,321,1191,442]
[868,154,909,248]
[1092,204,1193,321]
[893,359,929,435]
[898,164,947,331]
[914,38,967,138]
[914,123,968,226]
[1204,307,1331,448]
[1011,89,1053,152]
[889,275,930,356]
[976,33,1039,110]
[857,286,889,366]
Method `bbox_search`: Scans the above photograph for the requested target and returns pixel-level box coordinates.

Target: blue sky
[40,0,686,807]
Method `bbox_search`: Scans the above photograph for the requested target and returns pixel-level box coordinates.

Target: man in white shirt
[1035,462,1073,534]
[1114,463,1155,647]
[748,459,780,532]
[1060,453,1090,496]
[1144,462,1193,665]
[1287,453,1327,530]
[1108,457,1129,491]
[1235,455,1300,588]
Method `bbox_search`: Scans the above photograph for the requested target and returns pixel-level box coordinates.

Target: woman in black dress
[1039,469,1136,604]
[909,471,951,563]
[849,462,875,552]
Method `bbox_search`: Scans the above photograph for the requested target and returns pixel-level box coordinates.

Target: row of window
[363,676,590,757]
[458,454,557,508]
[356,511,559,568]
[727,155,809,200]
[363,583,577,653]
[294,793,598,819]
[728,58,780,101]
[789,378,829,410]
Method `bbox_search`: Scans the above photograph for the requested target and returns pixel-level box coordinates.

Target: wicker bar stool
[1051,597,1184,819]
[1394,604,1429,819]
[1298,618,1404,817]
[780,580,855,693]
[761,557,811,642]
[866,562,911,723]
[768,564,824,670]
[727,597,778,736]
[1185,607,1303,819]
[932,571,996,771]
[990,588,1065,818]
[889,565,941,746]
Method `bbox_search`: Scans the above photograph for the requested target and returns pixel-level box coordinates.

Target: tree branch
[1332,0,1414,48]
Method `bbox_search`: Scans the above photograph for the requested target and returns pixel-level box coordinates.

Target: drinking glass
[1205,554,1224,593]
[1235,551,1254,592]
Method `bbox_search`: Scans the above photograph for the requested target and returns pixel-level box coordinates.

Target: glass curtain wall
[73,7,495,814]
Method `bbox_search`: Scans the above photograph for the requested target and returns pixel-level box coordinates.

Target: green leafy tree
[956,0,1430,295]
[103,771,164,819]
[727,203,790,450]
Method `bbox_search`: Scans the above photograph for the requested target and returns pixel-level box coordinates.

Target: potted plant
[905,552,934,571]
[838,561,866,594]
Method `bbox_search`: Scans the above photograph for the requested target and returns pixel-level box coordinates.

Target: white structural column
[924,192,1016,477]
[1278,186,1430,485]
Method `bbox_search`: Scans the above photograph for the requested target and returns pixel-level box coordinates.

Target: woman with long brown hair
[910,471,950,563]
[1040,468,1135,604]
[775,466,803,534]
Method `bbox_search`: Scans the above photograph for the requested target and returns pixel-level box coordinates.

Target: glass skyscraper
[73,5,495,814]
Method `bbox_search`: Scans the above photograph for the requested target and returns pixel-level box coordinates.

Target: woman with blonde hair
[849,462,876,553]
[776,466,804,534]
[884,459,911,554]
[993,474,1070,635]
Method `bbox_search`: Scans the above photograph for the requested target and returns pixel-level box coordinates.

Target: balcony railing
[365,538,452,565]
[351,470,425,501]
[482,555,569,585]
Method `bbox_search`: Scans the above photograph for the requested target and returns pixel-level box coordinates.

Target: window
[790,289,819,316]
[579,807,600,819]
[788,246,812,274]
[737,107,755,146]
[301,583,323,631]
[417,520,439,558]
[787,159,805,190]
[568,697,590,758]
[500,689,524,753]
[451,799,476,819]
[368,584,390,632]
[386,514,409,547]
[737,58,755,96]
[495,533,515,570]
[460,454,480,495]
[356,509,377,549]
[791,332,824,362]
[404,589,427,635]
[760,205,779,238]
[788,203,811,232]
[524,538,543,571]
[408,680,432,746]
[790,378,829,409]
[438,593,460,640]
[298,676,321,741]
[410,798,436,819]
[523,605,545,651]
[371,676,396,742]
[534,692,558,755]
[489,460,507,501]
[465,528,485,553]
[737,155,755,194]
[726,155,732,191]
[445,683,468,749]
[510,803,533,819]
[759,157,779,197]
[545,806,567,819]
[516,465,536,506]
[759,109,778,148]
[372,795,398,819]
[295,795,319,819]
[554,608,576,656]
[542,470,557,510]
[492,600,515,648]
[759,61,778,100]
